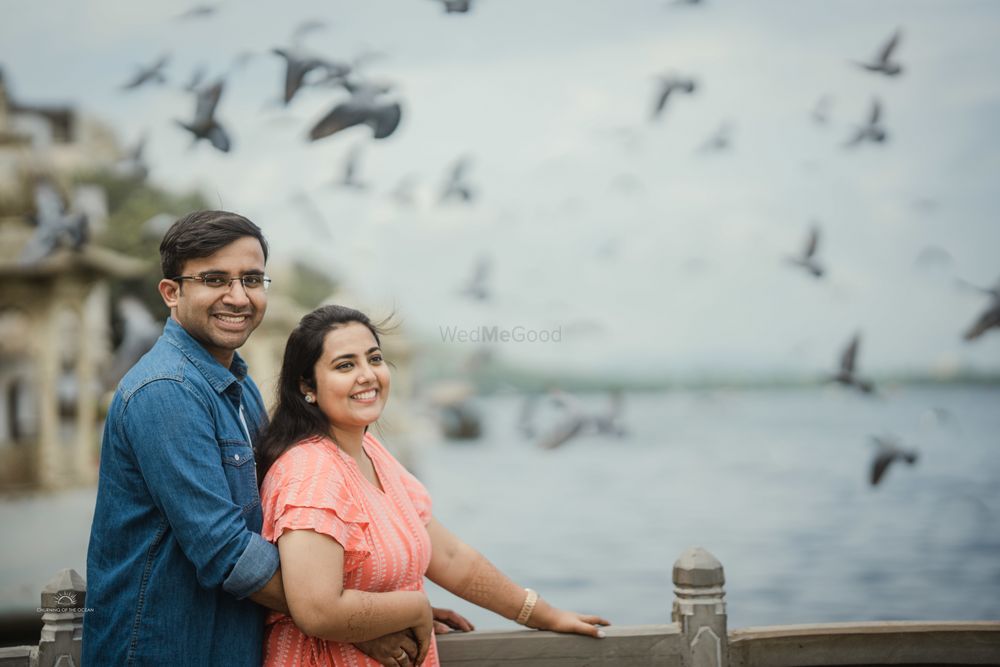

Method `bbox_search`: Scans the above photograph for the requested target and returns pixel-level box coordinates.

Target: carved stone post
[37,569,86,667]
[672,547,728,667]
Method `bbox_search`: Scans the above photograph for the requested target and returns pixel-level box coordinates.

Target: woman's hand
[432,607,475,634]
[410,601,435,666]
[353,630,417,666]
[528,599,610,638]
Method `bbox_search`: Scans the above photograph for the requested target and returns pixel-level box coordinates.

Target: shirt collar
[163,317,248,393]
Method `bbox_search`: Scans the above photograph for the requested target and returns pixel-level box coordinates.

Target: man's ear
[158,279,180,310]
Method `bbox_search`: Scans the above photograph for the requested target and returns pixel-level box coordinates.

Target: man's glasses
[171,274,272,292]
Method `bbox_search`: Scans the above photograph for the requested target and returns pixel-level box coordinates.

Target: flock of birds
[12,6,997,493]
[437,25,990,491]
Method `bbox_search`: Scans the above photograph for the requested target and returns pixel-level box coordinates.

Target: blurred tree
[73,169,208,346]
[286,260,339,310]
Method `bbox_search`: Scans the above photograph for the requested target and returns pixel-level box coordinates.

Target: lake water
[2,385,998,634]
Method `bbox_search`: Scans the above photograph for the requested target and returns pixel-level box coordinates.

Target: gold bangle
[516,588,538,625]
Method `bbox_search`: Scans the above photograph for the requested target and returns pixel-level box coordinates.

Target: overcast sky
[2,0,999,380]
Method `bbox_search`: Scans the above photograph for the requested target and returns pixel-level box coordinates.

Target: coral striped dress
[260,433,438,667]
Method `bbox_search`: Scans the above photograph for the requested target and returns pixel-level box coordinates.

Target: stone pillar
[672,547,728,667]
[37,569,86,667]
[34,302,60,489]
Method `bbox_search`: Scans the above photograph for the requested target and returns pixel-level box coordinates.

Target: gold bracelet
[516,588,539,625]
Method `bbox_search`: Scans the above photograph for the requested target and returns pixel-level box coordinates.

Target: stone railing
[3,548,999,666]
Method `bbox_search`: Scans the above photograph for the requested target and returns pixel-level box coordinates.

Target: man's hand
[353,630,418,666]
[432,607,474,634]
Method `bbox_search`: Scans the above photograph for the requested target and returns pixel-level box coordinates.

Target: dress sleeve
[262,448,372,573]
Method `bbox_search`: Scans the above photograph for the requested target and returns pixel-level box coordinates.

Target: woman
[257,305,609,666]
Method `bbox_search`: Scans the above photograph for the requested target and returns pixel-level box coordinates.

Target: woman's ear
[298,379,313,396]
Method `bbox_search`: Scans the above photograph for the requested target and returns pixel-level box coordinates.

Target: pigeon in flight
[105,297,163,389]
[651,75,696,121]
[175,79,231,152]
[273,48,351,106]
[459,256,491,301]
[698,122,733,153]
[963,290,1000,341]
[869,435,918,486]
[786,225,825,278]
[175,4,219,20]
[434,0,472,13]
[855,29,904,76]
[19,180,89,265]
[811,95,833,125]
[440,156,475,203]
[844,98,887,147]
[309,79,402,141]
[112,134,149,181]
[831,333,875,394]
[121,54,169,91]
[335,145,368,189]
[534,390,627,450]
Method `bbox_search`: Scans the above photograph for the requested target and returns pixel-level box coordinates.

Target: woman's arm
[424,517,609,637]
[278,529,434,659]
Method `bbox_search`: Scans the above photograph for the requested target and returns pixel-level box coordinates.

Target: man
[85,211,466,665]
[84,210,282,665]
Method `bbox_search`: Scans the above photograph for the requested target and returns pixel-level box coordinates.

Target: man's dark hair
[159,210,269,279]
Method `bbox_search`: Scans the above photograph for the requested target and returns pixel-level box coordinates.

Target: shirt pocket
[219,440,259,516]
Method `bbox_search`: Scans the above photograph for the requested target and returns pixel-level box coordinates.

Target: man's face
[159,236,267,367]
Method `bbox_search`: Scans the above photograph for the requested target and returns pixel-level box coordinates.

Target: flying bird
[175,79,231,152]
[869,435,918,486]
[855,29,904,76]
[121,54,169,91]
[844,98,887,147]
[459,256,491,301]
[534,390,627,450]
[963,294,1000,341]
[786,225,825,278]
[698,122,733,153]
[175,4,219,20]
[19,181,89,265]
[811,95,833,125]
[105,297,162,389]
[272,48,350,106]
[434,0,472,13]
[182,64,208,93]
[440,156,475,203]
[831,333,875,394]
[308,80,402,141]
[335,145,368,189]
[112,134,149,181]
[651,75,696,121]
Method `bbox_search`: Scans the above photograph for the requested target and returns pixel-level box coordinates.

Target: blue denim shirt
[84,318,279,666]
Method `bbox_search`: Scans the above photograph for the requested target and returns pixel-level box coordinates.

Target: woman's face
[306,322,390,435]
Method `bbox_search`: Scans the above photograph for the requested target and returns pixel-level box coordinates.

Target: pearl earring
[304,394,315,404]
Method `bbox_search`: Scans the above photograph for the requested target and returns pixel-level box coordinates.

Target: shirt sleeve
[120,379,278,599]
[262,451,372,573]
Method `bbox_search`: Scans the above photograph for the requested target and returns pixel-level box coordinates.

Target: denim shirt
[84,318,279,666]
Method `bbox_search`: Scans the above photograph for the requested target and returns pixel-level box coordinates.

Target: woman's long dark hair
[255,304,386,486]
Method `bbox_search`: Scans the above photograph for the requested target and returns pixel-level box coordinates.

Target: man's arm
[122,380,278,599]
[248,568,288,614]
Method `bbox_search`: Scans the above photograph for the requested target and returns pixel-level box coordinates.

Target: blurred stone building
[0,68,143,491]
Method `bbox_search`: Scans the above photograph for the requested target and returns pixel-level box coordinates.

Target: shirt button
[235,454,240,461]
